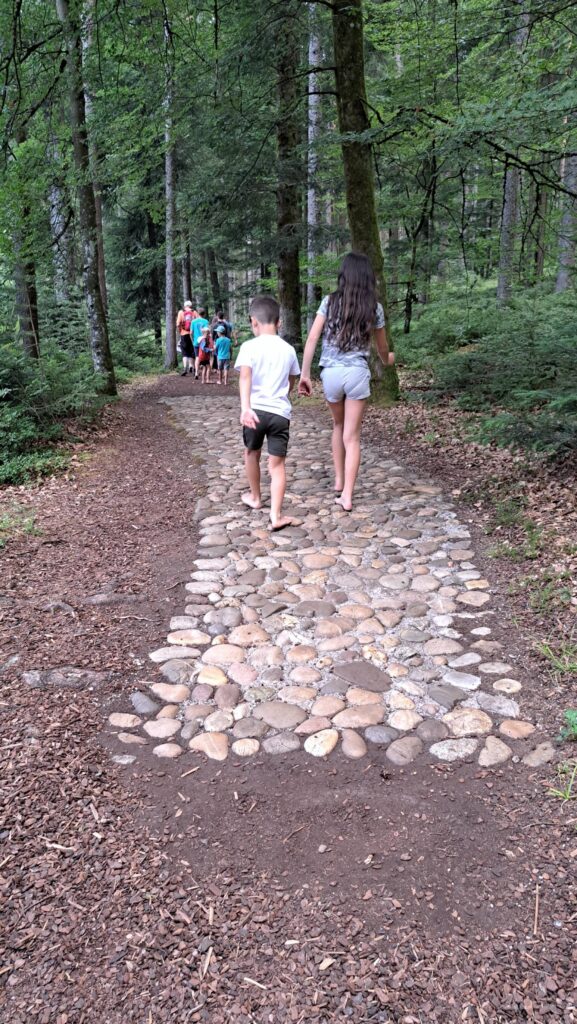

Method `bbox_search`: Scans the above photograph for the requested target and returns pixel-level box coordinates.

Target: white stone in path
[478,736,512,767]
[442,707,492,737]
[341,729,367,759]
[167,629,211,647]
[493,678,522,694]
[143,719,181,739]
[153,743,183,759]
[108,713,141,729]
[149,646,200,663]
[150,683,190,703]
[189,732,229,761]
[232,738,260,757]
[430,738,478,761]
[304,729,339,758]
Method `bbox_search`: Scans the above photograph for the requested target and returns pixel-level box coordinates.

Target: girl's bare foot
[241,493,262,510]
[269,515,293,532]
[335,495,352,513]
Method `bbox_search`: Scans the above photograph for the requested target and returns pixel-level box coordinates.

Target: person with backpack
[176,300,195,375]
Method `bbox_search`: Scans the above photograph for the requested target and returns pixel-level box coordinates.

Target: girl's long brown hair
[326,252,378,352]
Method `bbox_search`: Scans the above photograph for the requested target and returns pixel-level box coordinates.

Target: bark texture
[332,0,397,398]
[306,5,321,329]
[555,153,577,293]
[276,6,302,351]
[13,245,40,360]
[82,0,108,316]
[206,247,222,310]
[55,0,116,394]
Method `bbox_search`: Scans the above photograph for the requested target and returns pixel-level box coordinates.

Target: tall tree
[276,4,302,350]
[163,14,177,370]
[332,0,398,398]
[55,0,116,394]
[555,150,577,292]
[306,4,322,329]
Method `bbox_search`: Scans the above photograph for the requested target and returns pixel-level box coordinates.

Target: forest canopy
[2,0,577,481]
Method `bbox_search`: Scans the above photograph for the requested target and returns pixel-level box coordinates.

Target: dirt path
[1,377,575,1023]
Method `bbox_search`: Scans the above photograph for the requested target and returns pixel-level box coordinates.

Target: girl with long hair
[299,252,395,511]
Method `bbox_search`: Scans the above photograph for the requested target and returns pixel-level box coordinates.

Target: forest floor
[1,373,576,1024]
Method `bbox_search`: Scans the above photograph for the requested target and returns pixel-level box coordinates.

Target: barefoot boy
[234,295,300,531]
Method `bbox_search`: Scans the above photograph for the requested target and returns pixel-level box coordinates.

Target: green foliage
[548,760,577,805]
[400,291,577,455]
[559,711,577,743]
[0,504,41,547]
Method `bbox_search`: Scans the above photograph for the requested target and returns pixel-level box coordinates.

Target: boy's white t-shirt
[234,334,300,420]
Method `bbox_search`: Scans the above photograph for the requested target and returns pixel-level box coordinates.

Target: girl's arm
[298,314,326,395]
[373,327,395,367]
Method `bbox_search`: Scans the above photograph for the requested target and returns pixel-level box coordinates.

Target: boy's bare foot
[269,515,293,532]
[335,495,352,513]
[241,493,262,510]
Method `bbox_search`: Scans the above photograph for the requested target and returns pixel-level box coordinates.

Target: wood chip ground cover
[1,376,576,1022]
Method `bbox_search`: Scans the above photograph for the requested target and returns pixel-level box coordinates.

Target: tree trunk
[47,135,75,304]
[497,162,520,304]
[332,0,398,399]
[82,0,108,317]
[199,250,209,308]
[306,4,321,329]
[276,4,302,351]
[181,238,192,302]
[55,0,116,394]
[13,247,40,360]
[555,153,577,293]
[146,212,162,346]
[164,120,177,368]
[206,247,222,310]
[534,187,548,283]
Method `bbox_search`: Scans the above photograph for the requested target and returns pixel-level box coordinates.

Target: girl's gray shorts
[320,364,371,403]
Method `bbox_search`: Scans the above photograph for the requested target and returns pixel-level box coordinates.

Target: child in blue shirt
[214,325,232,385]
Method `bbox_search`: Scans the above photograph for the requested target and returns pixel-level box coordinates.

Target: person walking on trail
[176,300,195,375]
[298,252,395,512]
[235,294,300,532]
[192,306,209,378]
[214,325,232,385]
[197,326,213,384]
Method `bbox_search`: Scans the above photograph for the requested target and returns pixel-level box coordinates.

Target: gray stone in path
[332,660,391,693]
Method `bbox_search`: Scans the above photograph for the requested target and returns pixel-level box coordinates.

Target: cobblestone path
[109,394,555,769]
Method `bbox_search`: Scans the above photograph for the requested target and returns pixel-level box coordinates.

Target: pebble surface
[109,394,545,769]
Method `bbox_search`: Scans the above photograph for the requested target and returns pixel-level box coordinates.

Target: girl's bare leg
[336,398,366,511]
[327,399,345,492]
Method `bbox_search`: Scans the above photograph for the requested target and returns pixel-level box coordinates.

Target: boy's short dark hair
[198,307,207,317]
[250,294,280,325]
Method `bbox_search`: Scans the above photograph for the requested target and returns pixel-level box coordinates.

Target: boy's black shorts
[243,409,290,458]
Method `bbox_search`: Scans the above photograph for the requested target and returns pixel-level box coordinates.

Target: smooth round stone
[471,626,491,636]
[386,735,423,765]
[411,576,440,593]
[429,738,478,761]
[478,736,512,767]
[156,704,179,719]
[457,592,491,608]
[143,719,181,739]
[197,666,227,688]
[245,686,275,703]
[339,604,373,621]
[204,710,234,732]
[341,729,367,759]
[186,580,217,595]
[160,660,194,684]
[204,607,242,628]
[311,696,345,717]
[479,662,513,675]
[416,719,449,743]
[290,666,322,685]
[442,707,492,737]
[167,629,211,647]
[291,585,325,600]
[442,670,481,692]
[232,738,260,757]
[108,713,141,729]
[278,685,317,704]
[130,692,160,716]
[184,704,212,721]
[365,725,398,746]
[228,624,270,647]
[250,645,284,668]
[191,683,214,702]
[295,716,333,736]
[254,701,307,729]
[199,533,229,548]
[261,667,283,683]
[232,717,269,739]
[152,742,183,758]
[286,645,317,664]
[302,554,336,569]
[169,616,199,631]
[317,636,354,653]
[117,732,147,745]
[202,644,245,666]
[472,692,519,718]
[449,653,482,669]
[149,646,199,663]
[500,719,535,740]
[227,663,258,686]
[315,620,343,639]
[388,710,423,731]
[424,638,464,656]
[263,732,301,754]
[493,678,522,694]
[293,600,336,617]
[214,683,241,710]
[189,732,229,761]
[181,721,200,741]
[346,686,382,706]
[304,728,339,757]
[388,691,415,711]
[332,705,384,728]
[112,753,136,766]
[150,683,190,703]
